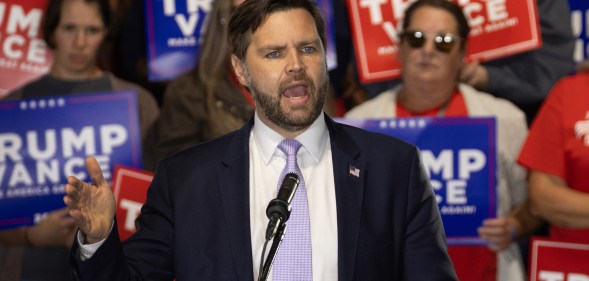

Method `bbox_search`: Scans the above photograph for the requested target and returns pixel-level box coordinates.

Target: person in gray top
[0,0,159,280]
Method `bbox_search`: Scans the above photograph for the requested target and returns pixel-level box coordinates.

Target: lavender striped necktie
[272,139,313,280]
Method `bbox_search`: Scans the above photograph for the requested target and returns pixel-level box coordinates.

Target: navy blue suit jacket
[70,115,457,280]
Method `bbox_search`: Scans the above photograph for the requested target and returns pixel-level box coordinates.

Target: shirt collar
[252,111,328,165]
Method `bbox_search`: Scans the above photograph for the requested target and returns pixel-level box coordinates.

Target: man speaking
[64,0,457,280]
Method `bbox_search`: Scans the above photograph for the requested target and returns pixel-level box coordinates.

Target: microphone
[265,173,300,241]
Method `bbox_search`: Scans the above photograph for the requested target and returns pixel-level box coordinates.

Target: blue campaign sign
[145,0,211,81]
[338,117,497,245]
[0,91,142,230]
[144,0,337,82]
[569,0,589,62]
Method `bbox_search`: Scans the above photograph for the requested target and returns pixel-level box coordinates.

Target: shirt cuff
[77,221,114,261]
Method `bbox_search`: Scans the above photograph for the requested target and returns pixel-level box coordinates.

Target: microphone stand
[258,223,287,281]
[258,173,299,280]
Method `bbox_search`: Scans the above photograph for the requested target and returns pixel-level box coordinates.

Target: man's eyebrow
[255,38,321,55]
[297,39,321,47]
[257,44,286,53]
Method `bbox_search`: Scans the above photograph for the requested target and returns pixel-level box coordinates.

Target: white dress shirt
[249,112,338,281]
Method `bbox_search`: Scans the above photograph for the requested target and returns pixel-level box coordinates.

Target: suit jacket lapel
[219,119,254,280]
[326,116,365,281]
[216,116,366,280]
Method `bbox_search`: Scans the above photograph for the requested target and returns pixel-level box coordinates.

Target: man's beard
[243,64,329,132]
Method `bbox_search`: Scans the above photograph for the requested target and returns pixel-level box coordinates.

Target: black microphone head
[276,173,299,204]
[266,173,300,222]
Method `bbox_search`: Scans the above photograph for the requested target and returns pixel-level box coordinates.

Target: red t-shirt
[397,89,496,281]
[518,73,589,243]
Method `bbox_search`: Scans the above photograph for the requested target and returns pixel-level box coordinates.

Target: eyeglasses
[400,30,460,53]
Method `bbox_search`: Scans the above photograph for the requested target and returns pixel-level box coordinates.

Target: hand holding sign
[477,216,518,252]
[27,208,77,248]
[64,156,116,244]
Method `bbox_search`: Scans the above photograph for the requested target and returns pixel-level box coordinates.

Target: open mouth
[283,85,308,100]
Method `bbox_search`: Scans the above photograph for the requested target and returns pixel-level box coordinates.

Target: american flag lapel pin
[349,165,360,177]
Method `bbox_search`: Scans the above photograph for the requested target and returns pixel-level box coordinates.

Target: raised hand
[63,156,116,244]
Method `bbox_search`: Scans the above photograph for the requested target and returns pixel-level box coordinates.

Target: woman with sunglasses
[346,0,540,280]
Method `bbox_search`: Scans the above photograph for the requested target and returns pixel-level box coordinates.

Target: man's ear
[231,54,248,86]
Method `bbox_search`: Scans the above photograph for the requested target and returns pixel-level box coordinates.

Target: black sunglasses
[401,30,459,53]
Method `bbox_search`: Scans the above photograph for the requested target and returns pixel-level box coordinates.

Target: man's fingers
[63,196,79,211]
[67,175,84,192]
[64,183,80,202]
[63,157,114,240]
[86,156,107,187]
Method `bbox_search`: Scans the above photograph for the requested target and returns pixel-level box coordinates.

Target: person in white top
[345,0,541,280]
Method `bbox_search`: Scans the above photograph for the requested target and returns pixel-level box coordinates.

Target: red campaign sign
[347,0,541,83]
[529,237,589,281]
[0,0,52,98]
[112,165,153,241]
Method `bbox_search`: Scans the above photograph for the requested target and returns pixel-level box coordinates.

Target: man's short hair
[228,0,327,61]
[402,0,470,50]
[43,0,111,49]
